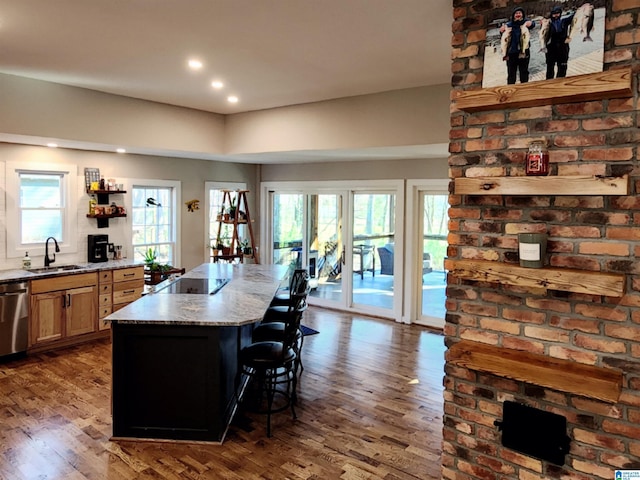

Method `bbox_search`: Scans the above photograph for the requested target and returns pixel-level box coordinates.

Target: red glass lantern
[525,141,549,176]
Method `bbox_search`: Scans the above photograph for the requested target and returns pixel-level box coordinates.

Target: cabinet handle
[123,289,135,294]
[123,273,135,277]
[67,293,71,307]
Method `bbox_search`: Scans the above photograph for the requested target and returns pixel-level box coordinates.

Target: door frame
[404,179,449,328]
[261,180,404,321]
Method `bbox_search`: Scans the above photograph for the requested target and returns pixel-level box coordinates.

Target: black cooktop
[157,278,229,295]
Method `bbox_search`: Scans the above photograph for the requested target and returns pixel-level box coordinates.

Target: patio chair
[378,246,394,275]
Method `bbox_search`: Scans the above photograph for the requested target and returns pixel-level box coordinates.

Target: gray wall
[261,157,448,182]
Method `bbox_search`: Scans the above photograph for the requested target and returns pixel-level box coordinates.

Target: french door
[405,180,449,328]
[262,181,404,320]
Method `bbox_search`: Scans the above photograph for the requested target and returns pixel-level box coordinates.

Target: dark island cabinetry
[111,322,253,442]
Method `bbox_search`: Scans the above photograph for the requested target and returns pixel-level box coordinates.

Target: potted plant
[143,248,174,284]
[228,197,237,220]
[213,236,224,255]
[240,239,253,258]
[210,238,219,256]
[219,238,231,255]
[144,247,157,267]
[239,238,250,253]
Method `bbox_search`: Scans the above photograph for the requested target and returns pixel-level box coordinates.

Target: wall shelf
[86,189,127,205]
[445,259,625,297]
[447,340,622,403]
[453,68,632,113]
[87,189,127,228]
[454,175,628,196]
[86,213,127,229]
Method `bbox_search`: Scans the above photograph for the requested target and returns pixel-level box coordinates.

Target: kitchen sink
[29,264,86,274]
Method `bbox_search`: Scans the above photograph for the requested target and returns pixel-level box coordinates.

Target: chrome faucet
[44,237,60,267]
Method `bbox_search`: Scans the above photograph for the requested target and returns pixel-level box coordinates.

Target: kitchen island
[105,262,288,443]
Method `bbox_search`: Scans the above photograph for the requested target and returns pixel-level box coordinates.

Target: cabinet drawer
[99,293,112,306]
[113,286,143,305]
[99,305,112,319]
[99,270,113,283]
[31,272,98,294]
[113,279,144,292]
[98,283,113,294]
[113,267,144,283]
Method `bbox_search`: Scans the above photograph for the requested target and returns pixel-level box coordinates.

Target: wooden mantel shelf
[445,259,625,297]
[453,68,632,112]
[447,340,622,403]
[454,175,628,196]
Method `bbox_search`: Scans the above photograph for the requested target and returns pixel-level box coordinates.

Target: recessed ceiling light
[227,95,239,103]
[47,143,58,148]
[116,148,126,154]
[188,59,203,70]
[211,81,224,89]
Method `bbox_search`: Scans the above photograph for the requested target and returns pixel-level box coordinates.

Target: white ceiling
[0,0,452,161]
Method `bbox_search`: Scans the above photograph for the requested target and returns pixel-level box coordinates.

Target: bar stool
[254,275,310,376]
[270,268,308,306]
[238,338,297,437]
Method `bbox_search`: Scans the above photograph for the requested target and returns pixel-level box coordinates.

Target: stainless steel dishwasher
[0,281,29,358]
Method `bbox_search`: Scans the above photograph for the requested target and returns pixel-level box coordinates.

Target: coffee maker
[88,234,109,263]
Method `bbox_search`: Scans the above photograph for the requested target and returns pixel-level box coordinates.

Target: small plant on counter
[143,247,172,272]
[143,248,157,265]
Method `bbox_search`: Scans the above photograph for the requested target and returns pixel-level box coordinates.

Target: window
[6,162,77,258]
[20,173,64,242]
[131,181,180,266]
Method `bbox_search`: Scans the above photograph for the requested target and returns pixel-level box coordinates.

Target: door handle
[342,246,345,265]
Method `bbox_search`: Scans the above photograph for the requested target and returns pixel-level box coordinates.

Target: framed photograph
[482,1,605,88]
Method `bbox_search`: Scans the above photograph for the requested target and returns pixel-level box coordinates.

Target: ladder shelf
[213,190,259,264]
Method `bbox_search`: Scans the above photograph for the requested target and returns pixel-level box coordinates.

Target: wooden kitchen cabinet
[29,267,144,352]
[98,269,113,331]
[66,286,98,336]
[113,266,144,311]
[29,291,65,344]
[97,266,144,331]
[29,273,98,351]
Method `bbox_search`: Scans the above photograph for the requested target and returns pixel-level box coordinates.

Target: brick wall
[444,1,640,478]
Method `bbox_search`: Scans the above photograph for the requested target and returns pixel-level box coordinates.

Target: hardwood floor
[0,307,445,479]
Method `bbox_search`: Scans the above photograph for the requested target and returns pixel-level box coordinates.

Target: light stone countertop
[0,259,143,283]
[105,263,289,327]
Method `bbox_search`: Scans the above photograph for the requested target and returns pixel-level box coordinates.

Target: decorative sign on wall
[185,199,200,212]
[482,1,605,88]
[84,167,100,190]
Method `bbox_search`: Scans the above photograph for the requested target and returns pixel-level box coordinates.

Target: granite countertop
[0,259,143,283]
[105,263,289,327]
